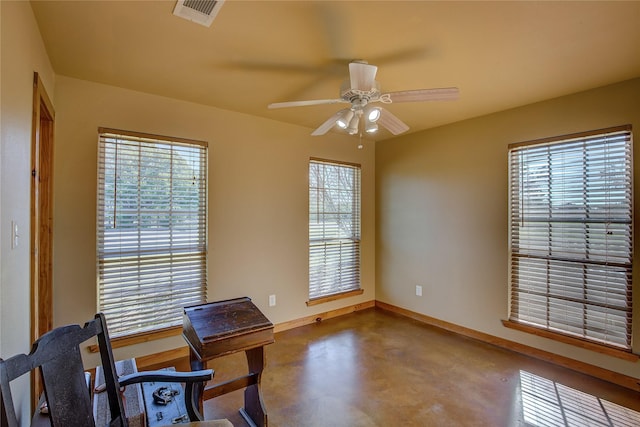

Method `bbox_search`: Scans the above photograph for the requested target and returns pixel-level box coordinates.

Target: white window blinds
[508,126,633,350]
[97,128,207,337]
[309,159,361,300]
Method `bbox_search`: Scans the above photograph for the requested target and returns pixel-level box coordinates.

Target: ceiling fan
[268,61,459,136]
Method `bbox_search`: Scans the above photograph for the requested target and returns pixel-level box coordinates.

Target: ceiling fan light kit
[347,113,360,135]
[365,121,379,134]
[336,110,355,129]
[268,61,459,137]
[364,105,381,126]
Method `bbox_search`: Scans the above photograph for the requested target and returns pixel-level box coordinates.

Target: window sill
[88,325,183,353]
[502,320,638,362]
[306,289,364,306]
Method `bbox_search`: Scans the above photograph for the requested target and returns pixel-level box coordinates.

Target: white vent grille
[173,0,225,27]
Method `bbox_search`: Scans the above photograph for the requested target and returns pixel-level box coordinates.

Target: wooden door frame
[31,72,55,406]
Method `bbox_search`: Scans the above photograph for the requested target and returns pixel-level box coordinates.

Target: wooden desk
[183,298,274,427]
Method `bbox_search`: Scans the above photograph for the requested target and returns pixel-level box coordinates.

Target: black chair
[0,313,232,427]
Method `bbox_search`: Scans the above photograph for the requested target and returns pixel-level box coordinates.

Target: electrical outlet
[416,285,423,297]
[269,294,276,307]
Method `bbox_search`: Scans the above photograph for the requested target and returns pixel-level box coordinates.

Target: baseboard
[375,300,640,392]
[135,299,639,392]
[273,299,375,333]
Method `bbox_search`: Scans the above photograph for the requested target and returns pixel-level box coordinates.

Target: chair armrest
[118,369,213,387]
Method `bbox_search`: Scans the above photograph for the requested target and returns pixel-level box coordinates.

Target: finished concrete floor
[196,308,640,427]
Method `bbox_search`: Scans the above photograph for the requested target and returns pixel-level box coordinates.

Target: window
[508,126,632,350]
[97,128,207,337]
[309,159,361,302]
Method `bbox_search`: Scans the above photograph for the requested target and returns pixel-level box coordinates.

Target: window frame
[96,127,208,339]
[505,125,635,359]
[308,158,362,304]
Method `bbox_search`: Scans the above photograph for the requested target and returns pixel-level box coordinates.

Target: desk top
[183,297,274,360]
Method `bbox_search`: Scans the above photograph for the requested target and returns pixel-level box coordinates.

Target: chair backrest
[0,313,128,427]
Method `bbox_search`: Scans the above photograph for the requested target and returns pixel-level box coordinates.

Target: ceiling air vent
[173,0,225,28]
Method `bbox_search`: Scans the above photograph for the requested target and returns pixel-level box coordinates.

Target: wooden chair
[0,313,232,427]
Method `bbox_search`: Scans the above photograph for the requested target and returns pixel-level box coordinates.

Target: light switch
[11,221,19,249]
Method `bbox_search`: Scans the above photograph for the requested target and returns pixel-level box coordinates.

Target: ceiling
[30,1,640,141]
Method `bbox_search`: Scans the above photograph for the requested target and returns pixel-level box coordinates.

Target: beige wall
[3,2,639,422]
[52,75,376,365]
[0,0,56,422]
[375,78,640,379]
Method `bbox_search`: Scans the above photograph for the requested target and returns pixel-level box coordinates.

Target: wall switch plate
[416,285,423,297]
[11,221,19,249]
[269,294,276,307]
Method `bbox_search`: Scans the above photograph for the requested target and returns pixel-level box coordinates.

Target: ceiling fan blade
[311,109,348,136]
[349,62,378,91]
[378,107,410,135]
[268,98,346,109]
[220,60,320,74]
[385,87,460,103]
[314,2,352,62]
[369,47,430,66]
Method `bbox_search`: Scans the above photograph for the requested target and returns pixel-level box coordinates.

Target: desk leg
[239,346,267,427]
[189,349,205,415]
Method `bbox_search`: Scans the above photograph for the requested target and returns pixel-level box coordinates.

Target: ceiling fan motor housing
[340,80,381,111]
